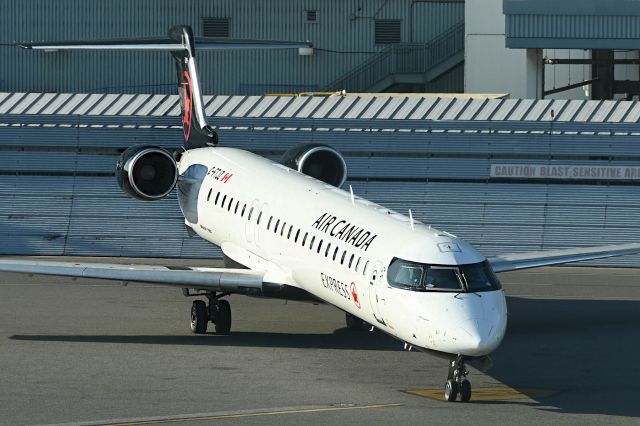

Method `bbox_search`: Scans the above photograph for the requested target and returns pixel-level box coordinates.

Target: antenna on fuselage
[409,209,415,231]
[349,185,355,206]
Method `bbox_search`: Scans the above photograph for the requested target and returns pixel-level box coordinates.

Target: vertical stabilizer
[168,26,218,150]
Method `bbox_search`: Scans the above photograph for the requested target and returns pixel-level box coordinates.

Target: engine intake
[280,144,347,187]
[116,145,178,201]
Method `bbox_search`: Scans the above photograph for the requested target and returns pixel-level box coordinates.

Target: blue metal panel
[506,13,640,49]
[504,0,640,15]
[1,0,463,94]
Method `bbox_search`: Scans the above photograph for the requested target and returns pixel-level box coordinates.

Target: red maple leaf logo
[350,282,361,309]
[181,70,193,141]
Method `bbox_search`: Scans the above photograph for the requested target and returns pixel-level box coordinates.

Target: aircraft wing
[487,243,640,273]
[0,258,266,293]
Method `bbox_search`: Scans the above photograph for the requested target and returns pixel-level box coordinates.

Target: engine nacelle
[280,143,347,187]
[116,145,178,201]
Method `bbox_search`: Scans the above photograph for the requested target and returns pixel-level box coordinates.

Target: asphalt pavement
[0,259,639,425]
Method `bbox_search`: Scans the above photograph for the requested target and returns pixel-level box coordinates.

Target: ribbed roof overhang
[504,0,640,49]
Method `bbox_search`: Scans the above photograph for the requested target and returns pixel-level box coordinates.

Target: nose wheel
[444,355,472,402]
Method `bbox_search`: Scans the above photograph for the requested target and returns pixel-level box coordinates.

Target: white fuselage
[178,147,508,357]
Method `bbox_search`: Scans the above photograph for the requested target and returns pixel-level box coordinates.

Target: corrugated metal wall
[0,0,464,94]
[1,94,640,266]
[504,0,640,49]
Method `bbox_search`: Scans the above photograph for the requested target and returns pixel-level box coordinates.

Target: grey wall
[0,0,464,94]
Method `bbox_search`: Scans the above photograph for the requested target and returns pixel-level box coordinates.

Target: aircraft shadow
[9,327,402,351]
[481,296,640,418]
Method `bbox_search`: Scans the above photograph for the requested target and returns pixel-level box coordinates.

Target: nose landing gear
[444,355,472,402]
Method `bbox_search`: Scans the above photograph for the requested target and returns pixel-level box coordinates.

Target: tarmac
[1,258,639,425]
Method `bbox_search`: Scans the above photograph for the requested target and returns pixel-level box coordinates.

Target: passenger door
[368,261,386,326]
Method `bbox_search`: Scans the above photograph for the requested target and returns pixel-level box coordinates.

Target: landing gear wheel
[213,299,232,335]
[345,312,366,330]
[190,300,208,334]
[444,379,458,402]
[459,379,472,402]
[445,355,472,402]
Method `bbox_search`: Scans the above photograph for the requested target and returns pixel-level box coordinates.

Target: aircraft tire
[444,379,458,402]
[214,299,232,335]
[459,379,472,402]
[190,300,208,334]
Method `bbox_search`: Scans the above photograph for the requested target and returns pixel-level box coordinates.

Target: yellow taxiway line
[407,386,558,402]
[101,403,403,426]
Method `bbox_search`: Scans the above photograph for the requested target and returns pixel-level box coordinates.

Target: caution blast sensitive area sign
[490,164,640,180]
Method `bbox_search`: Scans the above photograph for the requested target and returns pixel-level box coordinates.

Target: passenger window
[281,222,286,236]
[341,251,347,265]
[287,226,292,239]
[355,257,361,272]
[222,195,227,208]
[317,239,323,253]
[241,204,246,217]
[333,246,339,261]
[349,254,354,268]
[235,200,239,214]
[215,192,220,205]
[363,261,369,275]
[247,207,253,220]
[275,219,280,233]
[267,216,272,230]
[325,242,332,257]
[302,232,308,246]
[295,229,300,243]
[228,197,233,211]
[309,236,315,249]
[207,188,212,201]
[257,211,262,225]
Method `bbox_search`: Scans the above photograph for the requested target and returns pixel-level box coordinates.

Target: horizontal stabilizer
[17,38,312,51]
[17,25,311,150]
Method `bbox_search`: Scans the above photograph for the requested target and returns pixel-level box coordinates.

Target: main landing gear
[345,312,368,330]
[444,355,472,402]
[188,291,232,335]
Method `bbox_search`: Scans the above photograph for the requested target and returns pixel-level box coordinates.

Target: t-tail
[167,26,217,149]
[17,26,312,150]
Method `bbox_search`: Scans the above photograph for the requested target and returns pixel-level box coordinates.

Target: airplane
[3,25,640,403]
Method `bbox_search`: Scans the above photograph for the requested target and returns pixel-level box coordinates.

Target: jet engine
[280,143,347,187]
[116,145,178,201]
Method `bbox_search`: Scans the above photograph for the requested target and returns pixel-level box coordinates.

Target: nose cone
[458,318,502,356]
[416,290,507,356]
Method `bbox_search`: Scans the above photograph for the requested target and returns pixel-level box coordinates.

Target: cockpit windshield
[387,258,502,292]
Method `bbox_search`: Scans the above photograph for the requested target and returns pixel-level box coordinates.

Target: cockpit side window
[394,265,423,288]
[387,258,427,290]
